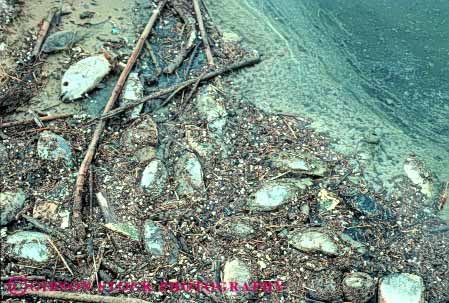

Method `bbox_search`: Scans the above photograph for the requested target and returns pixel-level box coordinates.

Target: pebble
[143,220,179,264]
[121,116,158,150]
[270,151,327,176]
[219,216,255,239]
[6,231,51,263]
[37,131,73,165]
[403,155,434,199]
[121,72,144,120]
[140,159,168,196]
[223,259,251,295]
[61,54,112,102]
[195,85,227,136]
[288,229,341,256]
[351,195,383,218]
[175,152,205,197]
[342,272,376,303]
[0,189,26,226]
[378,273,425,303]
[248,181,298,211]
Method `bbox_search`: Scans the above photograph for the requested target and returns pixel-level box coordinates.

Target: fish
[60,54,112,102]
[41,31,82,53]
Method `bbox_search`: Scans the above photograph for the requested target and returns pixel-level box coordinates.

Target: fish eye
[63,81,69,86]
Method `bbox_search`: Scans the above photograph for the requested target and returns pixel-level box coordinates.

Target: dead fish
[61,54,112,102]
[42,31,82,53]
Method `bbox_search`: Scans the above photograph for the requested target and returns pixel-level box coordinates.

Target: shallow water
[206,0,449,188]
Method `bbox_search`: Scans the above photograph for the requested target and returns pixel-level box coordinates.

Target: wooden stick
[6,290,150,303]
[99,55,260,120]
[32,10,55,59]
[72,0,168,239]
[46,236,74,276]
[192,0,214,65]
[0,113,73,128]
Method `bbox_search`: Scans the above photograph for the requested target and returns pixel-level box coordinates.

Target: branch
[192,0,214,65]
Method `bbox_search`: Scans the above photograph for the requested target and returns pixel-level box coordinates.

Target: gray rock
[61,54,112,102]
[143,220,179,264]
[404,155,434,199]
[342,272,376,303]
[219,217,255,239]
[289,229,341,256]
[248,181,298,211]
[223,259,251,295]
[121,116,158,150]
[378,273,424,303]
[196,85,227,135]
[351,195,383,218]
[6,231,51,263]
[270,151,327,177]
[0,189,26,226]
[141,159,168,196]
[175,152,205,196]
[340,233,367,255]
[0,142,8,162]
[121,72,144,120]
[37,131,73,165]
[42,31,81,53]
[134,146,157,163]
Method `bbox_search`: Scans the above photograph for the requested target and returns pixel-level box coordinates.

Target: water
[205,0,449,188]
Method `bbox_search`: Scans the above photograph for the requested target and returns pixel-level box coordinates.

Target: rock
[223,259,251,294]
[186,127,215,158]
[41,31,81,53]
[248,181,298,211]
[0,142,8,162]
[121,116,158,150]
[378,273,424,303]
[143,220,179,264]
[270,151,327,177]
[0,189,26,226]
[196,85,227,135]
[141,159,168,196]
[317,189,340,213]
[104,222,139,241]
[37,131,73,165]
[120,72,144,120]
[61,54,112,102]
[222,31,242,43]
[218,217,255,239]
[306,271,343,302]
[134,146,157,162]
[6,231,51,263]
[33,201,59,220]
[289,229,341,256]
[351,195,383,218]
[175,152,205,197]
[342,272,376,303]
[340,233,367,255]
[404,155,434,199]
[79,11,95,19]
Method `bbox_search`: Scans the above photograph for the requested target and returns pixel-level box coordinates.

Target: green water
[206,0,449,189]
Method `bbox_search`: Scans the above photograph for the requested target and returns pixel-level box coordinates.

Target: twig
[5,290,150,303]
[144,40,162,80]
[96,192,118,224]
[46,237,74,276]
[0,113,73,128]
[184,42,201,77]
[72,0,168,240]
[89,165,94,216]
[99,55,261,120]
[192,0,214,65]
[32,10,55,59]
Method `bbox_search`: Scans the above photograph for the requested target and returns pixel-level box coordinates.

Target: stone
[37,131,73,165]
[79,11,95,19]
[317,189,340,213]
[404,155,434,199]
[41,31,81,53]
[140,159,168,196]
[340,233,367,255]
[33,201,59,220]
[378,273,424,303]
[270,151,327,177]
[223,259,251,294]
[196,85,227,135]
[143,220,179,264]
[0,142,8,162]
[222,31,242,43]
[121,72,144,120]
[248,181,298,211]
[61,54,112,102]
[134,146,157,162]
[6,231,51,263]
[104,222,139,241]
[289,229,341,256]
[219,217,255,239]
[0,189,26,226]
[175,152,205,196]
[351,195,383,218]
[121,116,158,150]
[342,272,376,303]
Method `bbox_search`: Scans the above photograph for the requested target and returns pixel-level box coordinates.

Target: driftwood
[5,290,150,303]
[72,0,168,240]
[192,0,214,65]
[99,55,261,120]
[0,113,73,128]
[32,10,55,59]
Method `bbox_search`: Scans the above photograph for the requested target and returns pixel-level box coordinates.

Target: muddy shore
[1,0,448,302]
